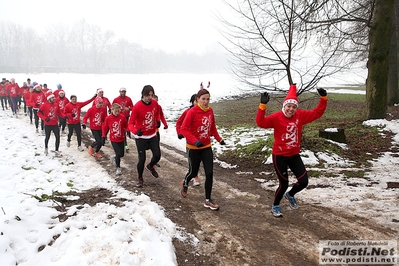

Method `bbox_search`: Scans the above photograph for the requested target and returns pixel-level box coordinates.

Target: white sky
[1,73,398,264]
[0,0,228,54]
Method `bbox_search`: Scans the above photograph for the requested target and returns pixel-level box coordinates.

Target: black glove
[317,88,327,97]
[194,140,204,148]
[35,103,40,107]
[45,117,50,122]
[82,124,86,129]
[157,121,161,128]
[137,129,143,136]
[178,134,184,139]
[101,137,106,146]
[71,113,76,117]
[260,92,270,104]
[220,140,226,145]
[126,131,131,139]
[64,116,68,120]
[108,109,111,114]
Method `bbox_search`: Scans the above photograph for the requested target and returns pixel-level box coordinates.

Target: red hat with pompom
[94,96,103,105]
[283,84,298,107]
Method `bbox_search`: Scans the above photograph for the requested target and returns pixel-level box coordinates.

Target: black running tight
[183,147,214,200]
[67,123,82,146]
[44,125,60,151]
[272,154,309,206]
[135,136,161,178]
[111,141,125,168]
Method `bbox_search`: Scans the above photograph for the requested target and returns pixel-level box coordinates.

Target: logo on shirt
[197,115,211,139]
[282,120,299,148]
[112,120,122,137]
[94,112,102,127]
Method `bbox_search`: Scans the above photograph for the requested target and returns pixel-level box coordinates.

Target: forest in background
[0,20,228,74]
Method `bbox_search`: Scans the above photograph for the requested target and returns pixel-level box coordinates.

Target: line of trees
[220,0,398,119]
[0,19,228,74]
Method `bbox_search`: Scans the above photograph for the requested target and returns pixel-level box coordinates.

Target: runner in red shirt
[128,85,161,187]
[29,84,46,133]
[55,90,69,134]
[83,97,107,159]
[112,87,134,152]
[180,86,225,210]
[256,84,328,217]
[102,103,129,175]
[38,92,66,156]
[64,94,96,151]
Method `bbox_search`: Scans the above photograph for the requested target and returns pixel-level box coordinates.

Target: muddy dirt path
[80,132,397,266]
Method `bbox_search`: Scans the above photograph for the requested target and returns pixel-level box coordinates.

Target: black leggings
[44,125,60,151]
[58,116,67,131]
[33,109,44,130]
[183,147,214,200]
[111,141,125,168]
[67,124,82,146]
[28,107,33,123]
[90,129,102,152]
[135,136,161,178]
[0,96,8,109]
[272,154,309,206]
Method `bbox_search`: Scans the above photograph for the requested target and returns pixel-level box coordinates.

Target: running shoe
[44,148,48,156]
[88,146,94,155]
[116,167,122,175]
[180,180,188,198]
[271,205,283,217]
[136,178,144,188]
[77,146,84,152]
[284,192,298,209]
[204,199,219,210]
[145,164,159,178]
[66,141,70,147]
[193,177,200,186]
[93,152,102,159]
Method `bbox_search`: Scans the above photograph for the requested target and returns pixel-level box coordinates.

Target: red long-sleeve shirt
[180,104,222,150]
[37,101,66,126]
[128,100,160,138]
[256,96,328,156]
[176,108,190,137]
[7,83,20,97]
[102,113,128,143]
[64,97,95,125]
[55,96,70,112]
[112,96,134,118]
[83,105,107,130]
[29,90,46,109]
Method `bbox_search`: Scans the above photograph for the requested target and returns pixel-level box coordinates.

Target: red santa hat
[46,91,55,100]
[283,84,298,107]
[97,88,103,94]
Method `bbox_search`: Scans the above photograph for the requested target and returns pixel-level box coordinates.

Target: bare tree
[218,0,361,95]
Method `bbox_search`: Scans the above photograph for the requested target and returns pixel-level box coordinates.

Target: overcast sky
[1,0,229,54]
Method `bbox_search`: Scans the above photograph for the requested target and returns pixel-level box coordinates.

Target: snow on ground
[0,111,177,266]
[1,72,398,265]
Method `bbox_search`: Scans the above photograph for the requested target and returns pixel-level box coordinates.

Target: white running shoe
[66,141,70,147]
[44,148,48,156]
[116,167,122,175]
[77,146,84,152]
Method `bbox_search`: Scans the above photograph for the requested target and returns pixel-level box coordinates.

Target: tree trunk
[366,0,394,119]
[387,1,399,106]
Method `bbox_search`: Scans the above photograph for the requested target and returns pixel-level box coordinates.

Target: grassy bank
[211,91,394,175]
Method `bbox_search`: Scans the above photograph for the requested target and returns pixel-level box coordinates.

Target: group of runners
[2,77,328,215]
